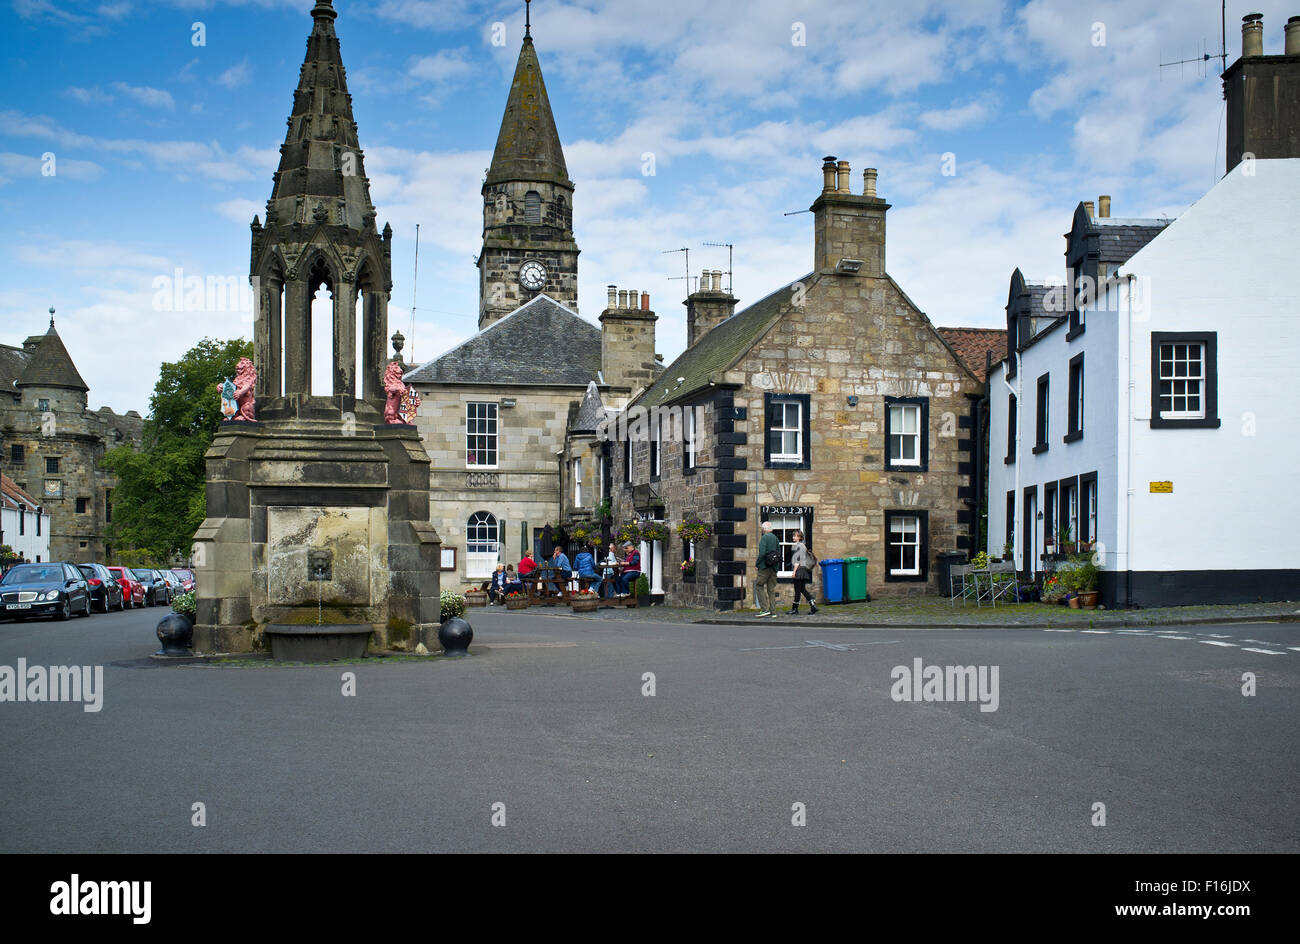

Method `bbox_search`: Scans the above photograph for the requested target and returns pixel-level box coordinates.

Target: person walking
[755,520,780,617]
[788,530,818,614]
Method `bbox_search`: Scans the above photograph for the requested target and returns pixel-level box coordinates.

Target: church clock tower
[478,4,579,328]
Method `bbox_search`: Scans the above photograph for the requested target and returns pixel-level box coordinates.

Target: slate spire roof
[486,30,571,187]
[263,0,378,231]
[17,321,88,392]
[571,380,608,433]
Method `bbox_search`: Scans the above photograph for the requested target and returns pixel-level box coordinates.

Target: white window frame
[651,413,661,477]
[1064,484,1079,542]
[573,458,582,507]
[465,401,499,469]
[1157,342,1206,419]
[767,513,803,578]
[465,511,500,579]
[598,452,607,501]
[887,515,922,577]
[685,407,696,470]
[1084,480,1097,543]
[888,403,922,467]
[772,400,803,463]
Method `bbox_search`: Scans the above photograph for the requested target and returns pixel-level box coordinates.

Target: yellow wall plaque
[1149,481,1173,493]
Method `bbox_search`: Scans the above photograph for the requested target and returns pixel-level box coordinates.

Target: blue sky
[3,0,1292,415]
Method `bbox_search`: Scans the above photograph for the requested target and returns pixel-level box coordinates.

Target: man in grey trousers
[755,520,779,617]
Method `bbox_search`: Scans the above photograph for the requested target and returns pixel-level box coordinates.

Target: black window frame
[1150,331,1220,429]
[622,435,631,486]
[1043,482,1057,550]
[1065,352,1084,442]
[1079,471,1098,545]
[75,497,88,514]
[649,411,661,480]
[9,444,22,464]
[764,393,811,470]
[884,509,929,583]
[884,396,929,472]
[1057,475,1080,544]
[683,404,697,473]
[760,505,816,580]
[45,456,60,474]
[1032,373,1049,454]
[1005,491,1015,550]
[1004,393,1016,464]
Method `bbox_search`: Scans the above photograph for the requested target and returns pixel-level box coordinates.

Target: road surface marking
[1080,630,1110,634]
[1240,647,1286,655]
[1158,635,1194,640]
[1043,629,1075,632]
[1200,640,1238,647]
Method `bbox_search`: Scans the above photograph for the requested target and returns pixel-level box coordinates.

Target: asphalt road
[1,605,1296,853]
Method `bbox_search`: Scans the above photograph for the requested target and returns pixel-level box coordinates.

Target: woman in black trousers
[789,530,817,614]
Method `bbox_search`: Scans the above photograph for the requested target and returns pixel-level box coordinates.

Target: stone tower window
[46,457,60,474]
[525,190,541,225]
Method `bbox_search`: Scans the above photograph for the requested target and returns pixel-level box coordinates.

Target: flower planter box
[570,596,599,613]
[464,591,488,607]
[1079,591,1099,609]
[505,597,529,611]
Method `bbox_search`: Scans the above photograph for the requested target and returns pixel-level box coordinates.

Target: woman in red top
[518,552,537,577]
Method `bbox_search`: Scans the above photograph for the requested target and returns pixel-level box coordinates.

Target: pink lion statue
[383,361,409,424]
[217,357,257,422]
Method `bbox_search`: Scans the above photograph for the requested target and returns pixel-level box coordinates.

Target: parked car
[132,568,170,606]
[1,561,92,621]
[162,570,184,599]
[171,568,196,592]
[107,566,145,608]
[78,562,125,613]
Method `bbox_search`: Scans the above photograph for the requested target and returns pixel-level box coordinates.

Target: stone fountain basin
[265,624,372,661]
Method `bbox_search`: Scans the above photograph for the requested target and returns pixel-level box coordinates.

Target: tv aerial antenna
[702,241,733,294]
[662,246,694,296]
[1158,1,1228,78]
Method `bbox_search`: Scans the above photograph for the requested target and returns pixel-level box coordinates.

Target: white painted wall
[1,505,52,563]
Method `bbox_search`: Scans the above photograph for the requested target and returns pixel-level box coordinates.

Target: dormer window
[524,191,541,225]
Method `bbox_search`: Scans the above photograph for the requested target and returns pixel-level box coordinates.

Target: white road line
[1158,635,1194,640]
[1200,640,1238,647]
[1043,629,1075,632]
[1206,633,1233,638]
[1240,647,1287,655]
[1289,647,1300,652]
[1080,630,1110,634]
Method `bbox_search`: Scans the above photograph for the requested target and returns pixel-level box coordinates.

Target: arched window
[467,511,499,553]
[524,190,541,225]
[466,511,500,579]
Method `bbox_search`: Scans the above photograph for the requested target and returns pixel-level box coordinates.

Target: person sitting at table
[573,545,600,596]
[487,563,508,605]
[617,543,641,596]
[547,545,572,597]
[503,563,523,598]
[601,547,619,598]
[518,551,537,580]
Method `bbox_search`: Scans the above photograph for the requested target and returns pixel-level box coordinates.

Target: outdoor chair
[949,563,977,606]
[985,561,1020,607]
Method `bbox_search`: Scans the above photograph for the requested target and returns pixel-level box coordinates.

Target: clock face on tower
[519,260,548,292]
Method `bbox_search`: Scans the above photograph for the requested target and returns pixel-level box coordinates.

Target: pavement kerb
[691,613,1300,630]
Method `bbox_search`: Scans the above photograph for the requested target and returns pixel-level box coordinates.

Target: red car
[171,568,196,592]
[108,566,145,608]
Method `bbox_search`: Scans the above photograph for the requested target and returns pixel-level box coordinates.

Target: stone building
[0,314,142,562]
[403,18,661,583]
[606,159,989,609]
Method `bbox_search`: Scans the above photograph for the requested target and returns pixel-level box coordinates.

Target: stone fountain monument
[191,0,441,655]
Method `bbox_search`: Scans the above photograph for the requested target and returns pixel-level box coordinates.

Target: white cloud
[110,82,175,110]
[0,151,102,184]
[217,61,252,89]
[215,198,263,223]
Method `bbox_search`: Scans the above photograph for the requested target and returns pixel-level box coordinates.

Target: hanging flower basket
[617,521,643,544]
[676,515,714,543]
[680,559,696,577]
[639,522,669,542]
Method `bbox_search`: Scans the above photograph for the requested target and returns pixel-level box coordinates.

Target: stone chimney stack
[600,284,658,394]
[1098,195,1111,218]
[1083,200,1095,219]
[1223,13,1300,171]
[684,270,738,347]
[811,158,889,278]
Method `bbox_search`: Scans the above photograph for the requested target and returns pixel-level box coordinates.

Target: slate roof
[570,381,607,432]
[486,35,570,187]
[1092,217,1173,264]
[0,343,31,394]
[403,294,601,387]
[937,327,1009,383]
[17,323,89,392]
[637,273,815,408]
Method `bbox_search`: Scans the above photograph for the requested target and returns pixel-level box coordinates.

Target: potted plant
[569,588,599,613]
[440,589,466,622]
[594,498,612,522]
[570,523,591,544]
[639,522,669,543]
[617,521,643,545]
[1040,574,1067,605]
[1072,558,1100,609]
[505,590,529,611]
[681,558,696,578]
[464,587,488,607]
[971,551,990,570]
[171,590,197,628]
[676,515,713,544]
[635,574,651,607]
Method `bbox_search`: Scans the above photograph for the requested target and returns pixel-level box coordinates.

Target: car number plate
[6,603,33,610]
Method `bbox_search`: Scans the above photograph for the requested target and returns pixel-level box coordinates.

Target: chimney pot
[836,160,851,194]
[863,167,878,197]
[628,289,638,308]
[607,284,617,309]
[1242,13,1264,57]
[714,270,723,292]
[1286,16,1300,55]
[1098,195,1111,218]
[822,156,837,193]
[618,290,629,308]
[1083,200,1095,219]
[640,292,650,311]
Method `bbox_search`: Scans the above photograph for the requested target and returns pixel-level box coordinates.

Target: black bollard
[155,613,194,656]
[438,616,473,657]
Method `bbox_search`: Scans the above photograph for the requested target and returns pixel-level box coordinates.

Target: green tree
[104,337,253,560]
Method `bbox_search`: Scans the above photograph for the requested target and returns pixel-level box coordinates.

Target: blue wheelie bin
[819,559,846,604]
